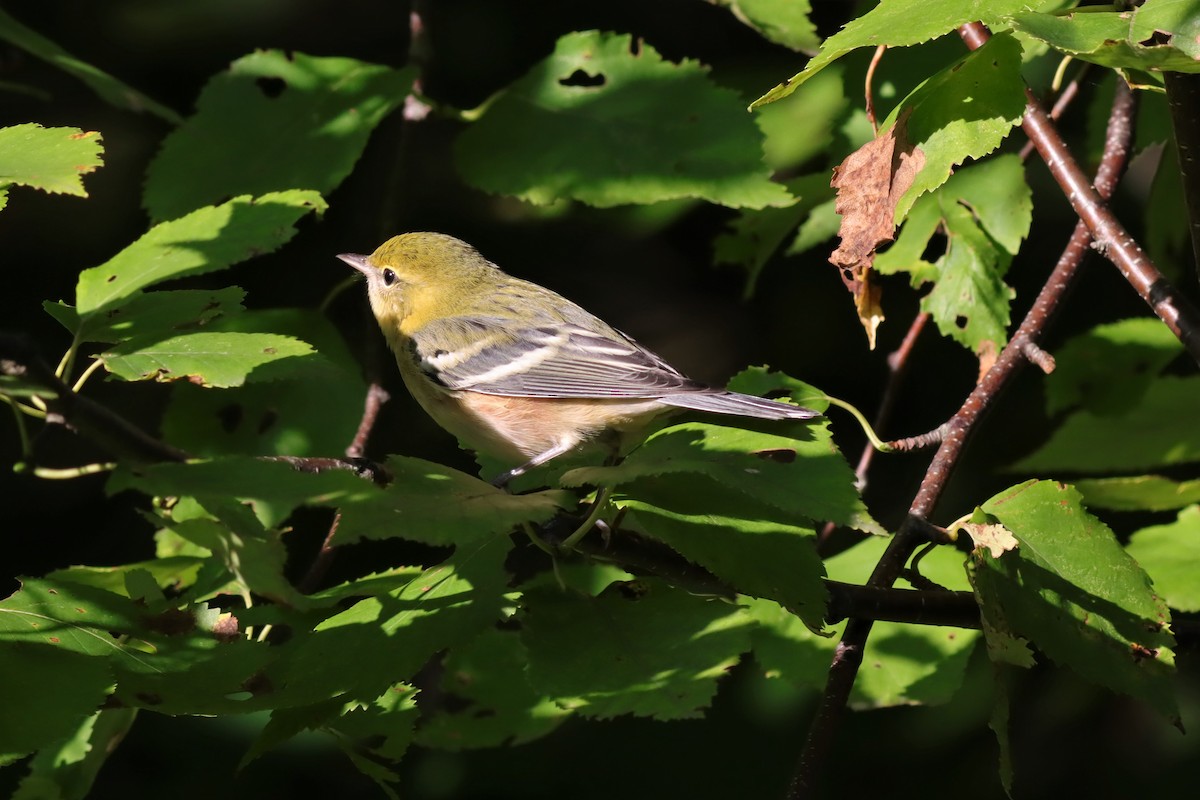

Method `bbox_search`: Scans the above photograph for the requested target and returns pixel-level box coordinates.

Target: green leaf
[885,34,1027,220]
[562,420,877,534]
[75,190,326,317]
[1015,376,1200,473]
[0,10,179,122]
[976,480,1178,723]
[45,288,246,344]
[1044,318,1184,416]
[750,0,1037,108]
[455,30,791,209]
[1011,0,1200,74]
[278,533,513,707]
[827,535,980,707]
[0,644,112,758]
[0,577,276,719]
[144,51,413,220]
[1127,505,1200,613]
[46,557,206,599]
[521,579,752,719]
[330,684,420,761]
[160,309,367,458]
[108,455,368,529]
[622,477,828,630]
[1076,475,1200,512]
[335,456,573,547]
[417,627,569,750]
[877,155,1031,350]
[0,124,103,198]
[713,0,820,52]
[99,331,317,388]
[12,709,138,800]
[757,67,848,171]
[744,597,837,691]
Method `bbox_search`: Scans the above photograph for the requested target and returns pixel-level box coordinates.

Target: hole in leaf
[216,404,243,433]
[1140,30,1171,47]
[558,69,605,88]
[255,77,286,98]
[753,448,797,463]
[954,315,968,329]
[921,230,948,262]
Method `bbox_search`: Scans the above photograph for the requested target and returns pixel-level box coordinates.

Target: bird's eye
[382,268,397,286]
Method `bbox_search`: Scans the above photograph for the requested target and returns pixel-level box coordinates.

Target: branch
[961,23,1200,364]
[785,55,1141,800]
[1164,71,1200,283]
[0,333,188,465]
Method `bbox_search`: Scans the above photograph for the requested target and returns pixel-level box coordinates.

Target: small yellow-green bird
[339,233,819,486]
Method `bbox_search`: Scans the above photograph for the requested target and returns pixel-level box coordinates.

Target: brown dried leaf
[963,521,1019,560]
[829,111,924,347]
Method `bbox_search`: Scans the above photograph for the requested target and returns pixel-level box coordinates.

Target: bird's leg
[490,440,580,488]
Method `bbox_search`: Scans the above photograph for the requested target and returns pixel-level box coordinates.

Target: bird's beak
[337,253,371,275]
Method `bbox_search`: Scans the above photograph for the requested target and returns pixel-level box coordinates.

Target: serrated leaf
[145,51,413,220]
[1045,318,1184,416]
[0,10,178,122]
[714,0,820,52]
[0,124,102,198]
[417,627,568,750]
[885,34,1027,219]
[335,456,573,547]
[330,684,420,761]
[750,0,1036,108]
[1076,475,1200,512]
[75,190,325,317]
[108,455,369,530]
[561,420,877,534]
[621,476,828,630]
[99,331,317,388]
[744,597,838,691]
[11,708,138,800]
[1015,376,1200,473]
[456,31,791,209]
[45,287,246,344]
[160,309,366,458]
[877,155,1030,351]
[278,534,513,707]
[0,578,276,719]
[1127,505,1200,613]
[0,645,112,758]
[977,480,1178,722]
[1011,0,1200,74]
[521,579,752,719]
[46,557,205,599]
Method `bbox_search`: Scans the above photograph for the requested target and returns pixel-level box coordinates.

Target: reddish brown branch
[962,23,1200,364]
[1164,72,1200,282]
[786,54,1141,800]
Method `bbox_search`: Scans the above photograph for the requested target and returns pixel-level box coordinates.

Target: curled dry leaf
[829,110,925,349]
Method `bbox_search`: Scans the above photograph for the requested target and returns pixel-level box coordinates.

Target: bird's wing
[412,317,705,398]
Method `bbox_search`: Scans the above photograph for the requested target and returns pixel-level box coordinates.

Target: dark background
[2,1,1195,797]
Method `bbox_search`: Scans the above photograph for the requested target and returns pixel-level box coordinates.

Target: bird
[339,233,819,486]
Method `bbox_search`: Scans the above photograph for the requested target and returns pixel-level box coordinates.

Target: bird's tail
[659,390,820,420]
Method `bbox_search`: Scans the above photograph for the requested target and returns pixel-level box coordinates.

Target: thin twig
[346,382,390,459]
[818,311,929,548]
[1,333,188,465]
[785,59,1140,800]
[864,45,886,134]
